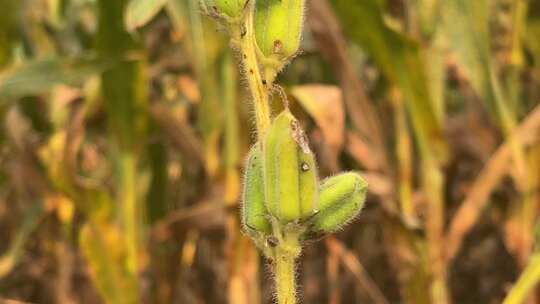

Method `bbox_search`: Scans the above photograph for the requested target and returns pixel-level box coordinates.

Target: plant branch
[273,230,301,304]
[230,2,272,140]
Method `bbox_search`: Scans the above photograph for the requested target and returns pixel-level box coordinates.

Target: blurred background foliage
[0,0,540,303]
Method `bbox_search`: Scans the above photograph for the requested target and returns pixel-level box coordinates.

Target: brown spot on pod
[273,40,283,54]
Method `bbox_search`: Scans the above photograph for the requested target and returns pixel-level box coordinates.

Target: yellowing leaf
[80,222,138,304]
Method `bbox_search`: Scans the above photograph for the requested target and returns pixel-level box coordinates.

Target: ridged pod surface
[263,110,318,224]
[255,0,305,60]
[242,143,271,234]
[312,172,367,233]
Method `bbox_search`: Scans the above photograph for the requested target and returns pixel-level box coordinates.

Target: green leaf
[0,57,111,100]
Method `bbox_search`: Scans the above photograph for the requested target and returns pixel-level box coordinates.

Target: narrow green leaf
[0,57,110,99]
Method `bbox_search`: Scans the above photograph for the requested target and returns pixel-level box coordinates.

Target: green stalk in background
[96,0,148,287]
[187,0,224,177]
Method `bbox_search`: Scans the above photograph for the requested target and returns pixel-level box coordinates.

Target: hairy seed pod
[255,0,305,60]
[298,147,318,218]
[312,172,367,233]
[242,143,272,234]
[264,110,318,223]
[204,0,246,19]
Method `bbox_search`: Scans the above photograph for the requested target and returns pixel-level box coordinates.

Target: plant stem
[272,230,301,304]
[231,2,272,140]
[120,151,138,275]
[275,249,297,304]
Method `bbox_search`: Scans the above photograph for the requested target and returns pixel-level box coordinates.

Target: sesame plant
[200,1,368,303]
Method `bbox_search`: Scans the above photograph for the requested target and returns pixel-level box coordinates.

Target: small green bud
[263,110,318,224]
[203,0,247,19]
[312,172,367,233]
[255,0,305,60]
[242,143,272,234]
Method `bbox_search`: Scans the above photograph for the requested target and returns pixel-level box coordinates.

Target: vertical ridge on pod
[264,110,300,223]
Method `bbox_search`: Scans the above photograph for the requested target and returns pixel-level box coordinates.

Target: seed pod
[242,143,272,234]
[255,0,305,60]
[298,147,318,219]
[312,172,367,233]
[264,110,318,223]
[204,0,246,19]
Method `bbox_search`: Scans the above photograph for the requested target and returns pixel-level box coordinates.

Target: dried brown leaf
[291,84,345,171]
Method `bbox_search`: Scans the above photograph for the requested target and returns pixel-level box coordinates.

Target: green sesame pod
[298,149,318,219]
[242,143,272,234]
[255,0,305,60]
[312,172,368,233]
[204,0,246,18]
[264,110,300,223]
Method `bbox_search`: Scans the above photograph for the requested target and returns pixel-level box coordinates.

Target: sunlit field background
[1,0,540,303]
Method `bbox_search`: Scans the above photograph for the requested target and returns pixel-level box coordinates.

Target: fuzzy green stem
[272,230,301,304]
[275,248,297,304]
[230,2,272,140]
